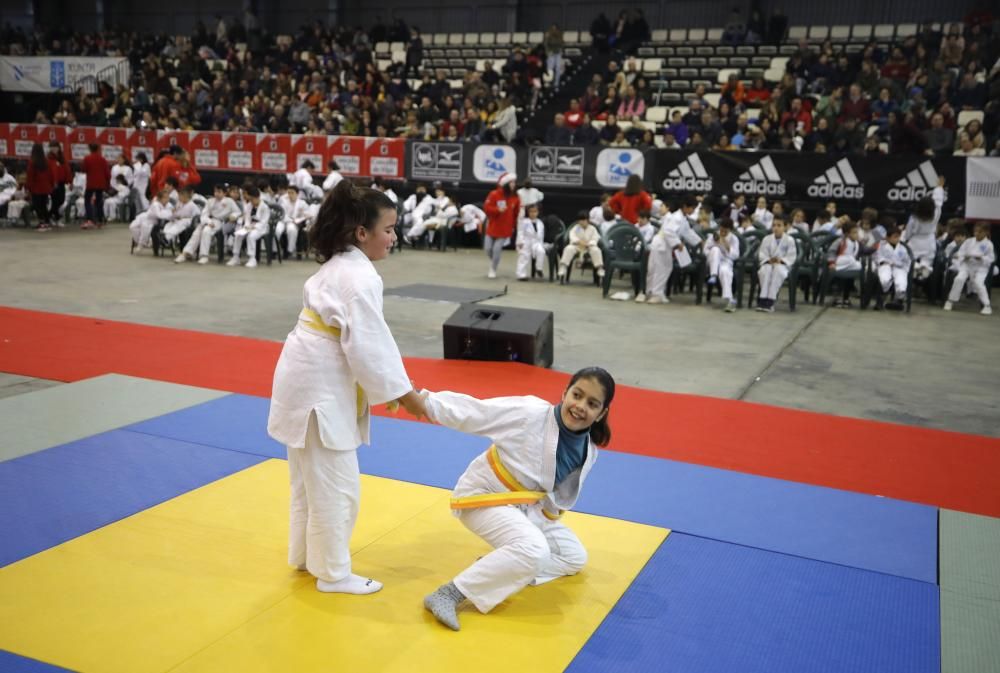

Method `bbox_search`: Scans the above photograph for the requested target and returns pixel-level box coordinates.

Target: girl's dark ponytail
[309,179,395,263]
[567,366,615,447]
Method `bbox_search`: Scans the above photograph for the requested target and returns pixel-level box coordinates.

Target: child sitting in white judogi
[459,203,486,234]
[636,209,656,244]
[704,217,741,312]
[558,211,605,282]
[176,183,242,264]
[102,176,131,222]
[163,187,201,242]
[516,203,547,281]
[756,217,798,312]
[875,228,911,309]
[944,221,995,315]
[129,188,173,249]
[227,186,271,268]
[277,185,313,258]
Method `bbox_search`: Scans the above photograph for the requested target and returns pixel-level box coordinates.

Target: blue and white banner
[0,56,130,93]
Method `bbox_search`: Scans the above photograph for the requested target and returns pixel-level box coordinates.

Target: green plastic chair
[601,225,646,297]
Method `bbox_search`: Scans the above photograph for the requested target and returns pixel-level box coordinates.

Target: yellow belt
[299,308,367,419]
[450,445,562,520]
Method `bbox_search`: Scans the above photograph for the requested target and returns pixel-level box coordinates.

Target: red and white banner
[66,126,98,161]
[190,130,222,170]
[222,132,257,171]
[366,138,405,179]
[327,136,365,176]
[127,129,158,162]
[0,123,9,158]
[35,124,67,152]
[96,128,128,161]
[158,130,191,155]
[291,134,326,174]
[257,133,291,173]
[8,124,37,158]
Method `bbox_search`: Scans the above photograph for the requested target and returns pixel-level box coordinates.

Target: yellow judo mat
[0,460,668,673]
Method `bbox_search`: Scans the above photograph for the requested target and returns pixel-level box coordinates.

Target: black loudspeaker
[443,303,554,368]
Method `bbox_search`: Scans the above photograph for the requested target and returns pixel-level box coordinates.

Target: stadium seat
[830,25,851,40]
[669,28,687,43]
[677,46,694,56]
[512,32,527,44]
[528,32,543,43]
[896,24,918,37]
[696,46,715,56]
[874,25,894,39]
[496,32,511,44]
[643,58,664,73]
[688,28,706,42]
[852,24,872,41]
[651,29,668,43]
[706,28,724,41]
[680,67,698,78]
[374,42,389,56]
[704,92,720,108]
[564,30,580,45]
[433,33,448,45]
[717,67,739,84]
[448,33,463,45]
[638,46,655,56]
[957,110,985,126]
[479,33,495,45]
[656,46,676,56]
[645,106,669,123]
[788,26,808,39]
[809,26,829,40]
[736,45,756,55]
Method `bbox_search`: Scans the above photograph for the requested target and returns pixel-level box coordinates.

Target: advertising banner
[222,132,257,171]
[257,133,291,173]
[964,157,1000,220]
[0,56,130,93]
[96,127,127,161]
[190,130,223,170]
[66,126,97,161]
[126,129,158,163]
[365,138,405,179]
[290,134,327,174]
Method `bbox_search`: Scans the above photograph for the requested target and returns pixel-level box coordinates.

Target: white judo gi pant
[129,213,157,246]
[758,263,788,300]
[516,242,547,279]
[103,197,126,221]
[878,265,908,298]
[182,216,222,259]
[453,504,587,613]
[164,217,193,242]
[559,244,603,273]
[287,412,360,583]
[948,264,991,306]
[275,220,300,254]
[407,215,447,242]
[707,247,735,301]
[644,235,680,298]
[232,226,266,261]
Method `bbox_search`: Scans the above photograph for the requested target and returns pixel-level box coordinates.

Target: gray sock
[424,581,465,631]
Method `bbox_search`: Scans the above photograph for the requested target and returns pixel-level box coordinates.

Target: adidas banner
[647,151,965,208]
[965,158,1000,220]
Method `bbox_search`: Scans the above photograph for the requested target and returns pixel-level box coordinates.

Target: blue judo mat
[566,533,940,673]
[0,651,75,673]
[125,394,938,583]
[0,429,264,567]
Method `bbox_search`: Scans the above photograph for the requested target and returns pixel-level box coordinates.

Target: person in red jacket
[482,172,520,278]
[47,141,71,226]
[26,142,54,231]
[170,148,201,189]
[149,148,176,197]
[82,143,111,228]
[608,174,652,224]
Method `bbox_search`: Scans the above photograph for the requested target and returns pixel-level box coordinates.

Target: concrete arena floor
[0,224,997,438]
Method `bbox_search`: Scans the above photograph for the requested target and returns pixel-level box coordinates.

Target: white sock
[316,573,383,595]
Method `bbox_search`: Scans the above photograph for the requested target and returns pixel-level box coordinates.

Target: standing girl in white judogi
[268,180,427,595]
[422,366,616,631]
[516,203,547,280]
[902,176,945,280]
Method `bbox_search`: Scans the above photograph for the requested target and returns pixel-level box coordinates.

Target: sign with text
[291,134,326,174]
[190,131,222,170]
[365,138,405,179]
[222,132,257,171]
[257,133,291,173]
[327,136,365,176]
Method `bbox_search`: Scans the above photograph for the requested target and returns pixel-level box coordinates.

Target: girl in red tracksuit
[47,141,72,225]
[482,173,521,278]
[608,174,652,224]
[26,143,54,231]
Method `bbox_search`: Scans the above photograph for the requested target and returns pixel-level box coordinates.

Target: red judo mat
[1,305,998,517]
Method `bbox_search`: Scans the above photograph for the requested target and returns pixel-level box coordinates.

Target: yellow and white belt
[298,308,367,418]
[450,445,562,520]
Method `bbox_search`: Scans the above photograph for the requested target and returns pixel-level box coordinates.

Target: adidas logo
[887,161,941,201]
[661,154,713,192]
[808,158,865,199]
[732,156,786,196]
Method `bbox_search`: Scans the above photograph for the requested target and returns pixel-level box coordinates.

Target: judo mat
[125,394,938,583]
[3,306,1000,517]
[384,283,508,303]
[0,459,666,673]
[939,509,1000,673]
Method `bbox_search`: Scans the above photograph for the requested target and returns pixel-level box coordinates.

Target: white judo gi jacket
[423,392,598,519]
[268,247,412,451]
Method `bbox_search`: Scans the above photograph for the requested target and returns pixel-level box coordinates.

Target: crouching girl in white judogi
[176,183,242,263]
[636,196,700,304]
[422,366,616,631]
[267,180,426,595]
[227,186,271,268]
[516,203,547,280]
[756,217,797,311]
[129,189,173,249]
[876,228,911,306]
[277,185,313,257]
[163,188,201,242]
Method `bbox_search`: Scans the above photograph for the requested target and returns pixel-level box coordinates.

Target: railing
[58,60,131,96]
